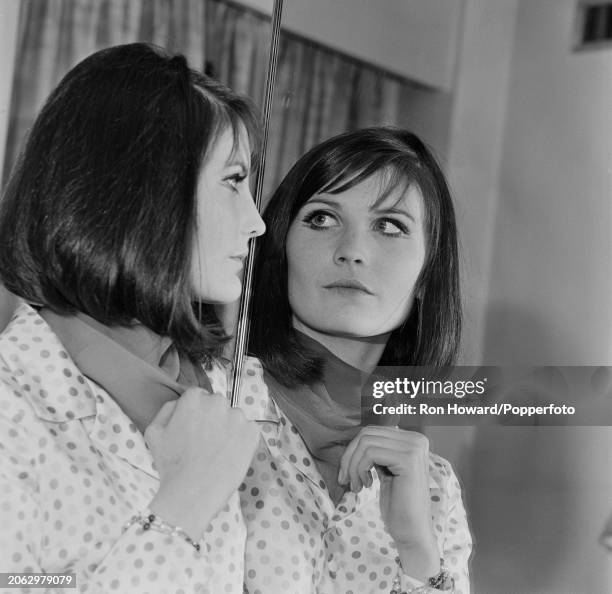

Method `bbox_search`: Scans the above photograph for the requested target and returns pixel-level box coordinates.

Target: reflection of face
[286,172,426,339]
[191,125,265,303]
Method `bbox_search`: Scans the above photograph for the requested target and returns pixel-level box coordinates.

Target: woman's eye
[303,211,338,229]
[225,174,246,191]
[374,218,408,236]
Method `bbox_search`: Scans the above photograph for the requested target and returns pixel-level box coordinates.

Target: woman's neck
[292,318,389,373]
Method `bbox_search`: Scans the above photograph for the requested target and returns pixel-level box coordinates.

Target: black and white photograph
[0,1,610,593]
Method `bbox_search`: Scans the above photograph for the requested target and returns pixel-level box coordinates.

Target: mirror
[257,0,611,592]
[1,0,274,178]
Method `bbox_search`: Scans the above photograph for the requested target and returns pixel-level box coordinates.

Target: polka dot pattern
[238,357,472,593]
[0,305,245,593]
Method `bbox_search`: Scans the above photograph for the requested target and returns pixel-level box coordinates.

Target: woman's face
[191,125,265,303]
[286,171,426,339]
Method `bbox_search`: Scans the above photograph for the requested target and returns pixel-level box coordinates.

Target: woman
[242,128,471,593]
[0,43,264,593]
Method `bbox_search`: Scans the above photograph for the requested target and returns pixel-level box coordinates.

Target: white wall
[238,0,464,90]
[469,426,612,594]
[433,2,612,592]
[0,0,20,327]
[0,0,20,184]
[471,1,612,592]
[445,0,520,365]
[484,0,612,365]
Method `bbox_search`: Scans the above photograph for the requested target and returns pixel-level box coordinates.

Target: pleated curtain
[3,0,405,197]
[2,0,271,182]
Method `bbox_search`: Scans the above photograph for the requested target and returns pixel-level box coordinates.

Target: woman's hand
[338,426,440,581]
[145,388,260,540]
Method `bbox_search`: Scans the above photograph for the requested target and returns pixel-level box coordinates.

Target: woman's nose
[333,228,367,265]
[244,189,266,238]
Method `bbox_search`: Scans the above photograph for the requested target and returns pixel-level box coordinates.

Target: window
[575,2,612,50]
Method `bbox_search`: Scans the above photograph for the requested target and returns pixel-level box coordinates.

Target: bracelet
[123,510,202,552]
[390,557,455,593]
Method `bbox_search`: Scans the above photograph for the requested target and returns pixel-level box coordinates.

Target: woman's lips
[323,279,374,295]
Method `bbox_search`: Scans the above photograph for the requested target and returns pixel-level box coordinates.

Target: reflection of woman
[0,43,264,592]
[242,128,471,593]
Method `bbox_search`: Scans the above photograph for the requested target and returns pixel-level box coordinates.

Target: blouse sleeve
[440,462,472,594]
[397,459,472,594]
[80,522,214,594]
[0,403,223,594]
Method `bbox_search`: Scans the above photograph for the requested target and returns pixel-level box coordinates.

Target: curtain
[262,32,403,200]
[2,0,271,181]
[3,0,408,192]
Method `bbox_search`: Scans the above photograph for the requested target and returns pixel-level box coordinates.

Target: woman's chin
[194,279,242,305]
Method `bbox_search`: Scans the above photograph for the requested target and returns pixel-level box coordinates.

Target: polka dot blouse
[0,304,245,593]
[236,358,473,594]
[0,303,471,593]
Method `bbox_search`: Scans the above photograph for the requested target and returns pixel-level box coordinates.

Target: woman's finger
[339,426,420,484]
[343,434,377,488]
[353,445,407,479]
[348,436,429,491]
[358,468,373,489]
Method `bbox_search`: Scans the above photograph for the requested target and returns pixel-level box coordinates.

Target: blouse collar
[39,308,211,430]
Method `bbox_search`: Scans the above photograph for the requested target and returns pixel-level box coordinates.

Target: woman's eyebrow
[304,197,342,209]
[371,205,416,224]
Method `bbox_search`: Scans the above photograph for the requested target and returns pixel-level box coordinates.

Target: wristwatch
[427,563,455,591]
[391,557,455,594]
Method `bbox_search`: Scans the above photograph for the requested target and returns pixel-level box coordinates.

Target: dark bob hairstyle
[0,43,260,362]
[249,126,461,386]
